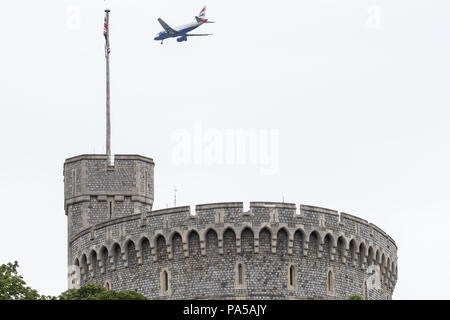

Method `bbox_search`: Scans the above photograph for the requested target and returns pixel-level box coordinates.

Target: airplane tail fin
[195,6,215,23]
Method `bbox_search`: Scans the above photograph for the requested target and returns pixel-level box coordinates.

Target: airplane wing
[185,33,212,37]
[157,18,177,35]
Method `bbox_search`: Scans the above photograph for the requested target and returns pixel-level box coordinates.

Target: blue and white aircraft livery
[154,6,214,43]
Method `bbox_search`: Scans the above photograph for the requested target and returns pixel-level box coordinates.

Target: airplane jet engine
[176,36,187,42]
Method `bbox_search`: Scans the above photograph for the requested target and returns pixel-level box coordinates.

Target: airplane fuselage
[154,21,204,41]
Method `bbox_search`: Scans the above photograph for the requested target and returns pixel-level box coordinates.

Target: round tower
[64,155,398,299]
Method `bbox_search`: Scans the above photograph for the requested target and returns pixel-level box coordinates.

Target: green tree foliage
[348,294,363,300]
[59,283,147,300]
[1,261,146,300]
[0,261,43,300]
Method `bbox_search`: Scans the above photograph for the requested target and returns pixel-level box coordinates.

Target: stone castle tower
[64,154,398,299]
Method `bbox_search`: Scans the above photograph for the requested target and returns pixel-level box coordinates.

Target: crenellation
[340,212,369,225]
[300,205,339,216]
[196,202,243,211]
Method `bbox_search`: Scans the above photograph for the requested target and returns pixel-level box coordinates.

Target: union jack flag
[103,13,110,57]
[103,16,108,40]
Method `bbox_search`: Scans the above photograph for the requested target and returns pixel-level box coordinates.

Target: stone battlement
[70,202,397,251]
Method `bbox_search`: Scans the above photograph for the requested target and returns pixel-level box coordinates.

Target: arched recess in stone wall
[99,246,109,273]
[348,238,356,266]
[111,243,122,269]
[89,249,99,278]
[308,231,320,258]
[326,267,335,295]
[241,227,254,254]
[337,236,346,264]
[381,253,386,278]
[205,228,218,256]
[259,227,271,254]
[171,232,183,261]
[126,240,137,268]
[80,254,88,280]
[223,228,236,256]
[276,228,288,256]
[156,235,168,263]
[293,229,305,257]
[323,234,333,261]
[358,242,366,268]
[375,249,381,265]
[139,237,151,264]
[386,257,391,279]
[205,228,219,257]
[391,261,396,280]
[367,246,375,266]
[188,230,201,258]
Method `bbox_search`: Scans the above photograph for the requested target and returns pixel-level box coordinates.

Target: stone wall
[68,202,398,299]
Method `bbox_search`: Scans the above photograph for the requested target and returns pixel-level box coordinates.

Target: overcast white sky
[0,0,449,299]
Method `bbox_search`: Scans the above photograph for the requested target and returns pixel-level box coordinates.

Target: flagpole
[105,9,111,165]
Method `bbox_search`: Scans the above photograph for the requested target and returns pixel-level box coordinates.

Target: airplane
[154,6,214,44]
